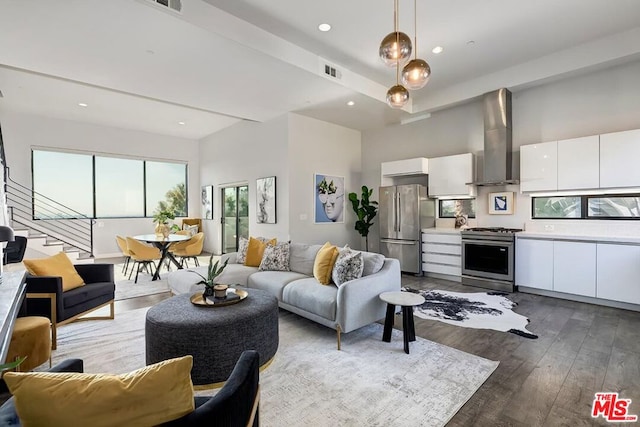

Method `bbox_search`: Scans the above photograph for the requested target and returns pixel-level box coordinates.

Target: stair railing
[5,168,94,257]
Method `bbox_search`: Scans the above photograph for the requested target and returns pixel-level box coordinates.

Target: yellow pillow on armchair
[23,252,85,291]
[4,356,195,427]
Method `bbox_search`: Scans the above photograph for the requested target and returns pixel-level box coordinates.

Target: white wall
[362,58,640,247]
[199,116,289,254]
[288,113,362,249]
[199,113,363,253]
[0,111,200,256]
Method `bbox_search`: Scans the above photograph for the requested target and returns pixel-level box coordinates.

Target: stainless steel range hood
[468,88,519,186]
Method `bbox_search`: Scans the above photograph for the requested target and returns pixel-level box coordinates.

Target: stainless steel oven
[461,228,521,292]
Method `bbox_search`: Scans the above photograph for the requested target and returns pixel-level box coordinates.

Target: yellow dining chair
[125,237,162,283]
[115,235,132,275]
[170,232,205,268]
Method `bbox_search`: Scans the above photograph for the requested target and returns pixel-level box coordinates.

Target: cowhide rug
[403,288,538,339]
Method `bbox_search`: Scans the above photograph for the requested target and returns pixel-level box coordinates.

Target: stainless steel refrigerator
[379,184,435,274]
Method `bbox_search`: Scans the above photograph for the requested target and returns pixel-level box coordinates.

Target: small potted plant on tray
[190,254,229,298]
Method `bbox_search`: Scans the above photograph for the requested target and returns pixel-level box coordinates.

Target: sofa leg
[336,325,341,351]
[109,301,115,319]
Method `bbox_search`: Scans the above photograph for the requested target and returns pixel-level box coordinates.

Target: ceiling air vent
[147,0,182,13]
[323,64,342,80]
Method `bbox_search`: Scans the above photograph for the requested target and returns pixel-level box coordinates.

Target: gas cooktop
[463,227,523,233]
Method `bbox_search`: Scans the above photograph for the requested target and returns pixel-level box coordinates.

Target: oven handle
[462,239,514,247]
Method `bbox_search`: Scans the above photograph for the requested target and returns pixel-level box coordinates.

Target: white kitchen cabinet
[600,129,640,188]
[422,231,462,278]
[515,238,553,290]
[520,141,558,192]
[427,153,476,197]
[596,243,640,305]
[553,241,596,297]
[557,135,599,190]
[381,158,428,177]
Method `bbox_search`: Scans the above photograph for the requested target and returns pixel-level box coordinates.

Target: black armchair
[24,263,115,349]
[0,351,260,427]
[2,236,27,265]
[0,359,84,425]
[163,350,260,427]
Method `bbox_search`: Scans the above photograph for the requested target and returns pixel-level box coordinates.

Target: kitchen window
[439,199,476,218]
[532,193,640,220]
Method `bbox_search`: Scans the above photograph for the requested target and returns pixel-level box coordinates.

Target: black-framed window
[438,199,476,218]
[532,193,640,219]
[32,149,187,219]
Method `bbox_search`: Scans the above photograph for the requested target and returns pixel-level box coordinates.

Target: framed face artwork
[488,192,515,215]
[201,185,213,219]
[314,174,345,223]
[256,176,276,224]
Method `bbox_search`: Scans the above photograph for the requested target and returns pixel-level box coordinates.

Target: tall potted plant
[348,186,378,251]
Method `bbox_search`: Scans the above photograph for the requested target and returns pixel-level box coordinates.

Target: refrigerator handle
[381,239,416,245]
[397,192,401,233]
[392,192,397,232]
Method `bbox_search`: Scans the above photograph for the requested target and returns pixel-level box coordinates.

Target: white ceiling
[1,0,640,139]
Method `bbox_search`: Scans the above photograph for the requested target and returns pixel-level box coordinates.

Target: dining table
[133,234,191,281]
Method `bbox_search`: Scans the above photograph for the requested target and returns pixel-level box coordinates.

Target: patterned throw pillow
[332,246,364,286]
[236,237,249,264]
[259,242,290,271]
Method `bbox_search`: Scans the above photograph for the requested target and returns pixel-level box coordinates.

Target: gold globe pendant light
[379,0,412,66]
[402,0,431,89]
[387,84,410,108]
[386,33,410,108]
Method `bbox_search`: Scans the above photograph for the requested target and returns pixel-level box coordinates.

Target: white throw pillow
[332,246,364,286]
[182,224,199,237]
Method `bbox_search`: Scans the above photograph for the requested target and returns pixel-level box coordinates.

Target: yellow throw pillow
[23,252,85,292]
[244,237,277,267]
[313,242,339,285]
[4,356,195,427]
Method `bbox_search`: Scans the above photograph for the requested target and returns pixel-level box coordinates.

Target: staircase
[5,169,95,263]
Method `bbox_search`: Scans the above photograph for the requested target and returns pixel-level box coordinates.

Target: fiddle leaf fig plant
[348,185,378,251]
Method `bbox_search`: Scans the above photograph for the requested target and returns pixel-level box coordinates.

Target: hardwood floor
[401,274,640,426]
[112,273,640,426]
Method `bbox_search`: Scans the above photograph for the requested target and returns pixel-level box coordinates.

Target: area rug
[403,288,538,339]
[114,277,171,301]
[50,306,499,426]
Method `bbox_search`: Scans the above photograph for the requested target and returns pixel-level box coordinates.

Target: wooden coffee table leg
[382,303,395,342]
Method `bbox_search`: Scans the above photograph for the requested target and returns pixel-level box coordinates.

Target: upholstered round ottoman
[145,288,278,388]
[7,317,51,371]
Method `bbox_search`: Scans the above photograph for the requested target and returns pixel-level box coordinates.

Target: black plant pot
[203,286,215,297]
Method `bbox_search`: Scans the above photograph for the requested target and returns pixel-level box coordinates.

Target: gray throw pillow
[332,246,364,286]
[259,242,290,271]
[361,252,385,276]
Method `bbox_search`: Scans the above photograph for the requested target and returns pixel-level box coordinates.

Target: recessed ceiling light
[78,103,88,107]
[432,46,444,54]
[178,121,185,125]
[347,101,355,106]
[466,40,475,46]
[318,23,331,32]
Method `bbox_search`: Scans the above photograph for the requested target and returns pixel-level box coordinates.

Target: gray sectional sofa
[167,242,401,349]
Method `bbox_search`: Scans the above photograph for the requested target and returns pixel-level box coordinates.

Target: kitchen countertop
[422,228,462,234]
[517,231,640,244]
